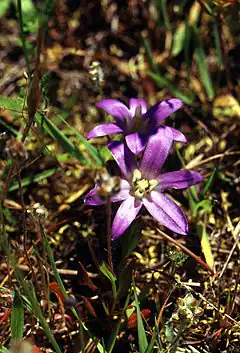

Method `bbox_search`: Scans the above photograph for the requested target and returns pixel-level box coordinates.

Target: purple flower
[85,127,203,240]
[88,98,187,154]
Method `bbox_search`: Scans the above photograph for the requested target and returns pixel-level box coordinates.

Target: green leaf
[148,72,194,105]
[193,26,214,100]
[193,199,212,215]
[145,329,157,353]
[20,0,35,14]
[40,0,56,27]
[142,35,159,73]
[0,0,10,18]
[56,114,103,167]
[133,278,148,353]
[157,0,172,32]
[39,224,81,319]
[198,223,214,269]
[0,95,26,117]
[188,185,200,212]
[107,290,131,353]
[11,290,24,340]
[36,112,87,164]
[8,168,59,192]
[213,18,223,67]
[120,221,142,262]
[0,96,98,165]
[99,262,117,298]
[16,271,62,353]
[0,346,8,353]
[117,261,134,300]
[172,22,186,57]
[0,117,19,136]
[201,168,216,199]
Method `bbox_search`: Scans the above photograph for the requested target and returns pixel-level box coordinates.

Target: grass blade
[213,17,223,67]
[148,72,194,105]
[56,113,103,167]
[8,168,59,192]
[133,278,148,353]
[99,262,117,298]
[11,289,24,340]
[16,270,62,353]
[107,290,131,353]
[141,35,159,73]
[157,0,172,32]
[199,223,214,269]
[193,25,214,100]
[201,167,216,199]
[172,22,186,57]
[35,112,87,164]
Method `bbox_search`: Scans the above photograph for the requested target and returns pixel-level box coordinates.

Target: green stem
[168,320,186,352]
[106,196,113,273]
[17,0,30,76]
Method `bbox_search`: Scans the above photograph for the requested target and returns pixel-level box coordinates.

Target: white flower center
[131,169,158,199]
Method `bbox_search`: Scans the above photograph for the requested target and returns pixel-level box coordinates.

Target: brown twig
[155,228,215,275]
[185,150,240,169]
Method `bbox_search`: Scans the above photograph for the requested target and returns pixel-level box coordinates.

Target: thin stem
[17,0,30,76]
[16,165,40,293]
[169,320,186,352]
[87,238,100,270]
[106,196,113,273]
[1,163,15,207]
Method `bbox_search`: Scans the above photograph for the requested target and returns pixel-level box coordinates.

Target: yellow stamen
[131,169,158,199]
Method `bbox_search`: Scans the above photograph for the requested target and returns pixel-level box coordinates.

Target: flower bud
[95,169,121,200]
[89,61,104,88]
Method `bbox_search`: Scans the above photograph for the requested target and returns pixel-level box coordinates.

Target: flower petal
[125,132,148,155]
[143,191,188,235]
[85,179,131,206]
[157,170,204,191]
[146,98,183,123]
[170,127,187,143]
[112,196,142,240]
[111,179,131,202]
[96,99,132,123]
[129,98,148,116]
[140,126,173,179]
[108,141,136,179]
[85,185,105,206]
[88,123,123,139]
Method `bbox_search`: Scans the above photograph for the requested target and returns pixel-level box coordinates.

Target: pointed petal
[108,141,136,179]
[143,191,188,235]
[140,126,173,179]
[157,170,204,191]
[88,123,123,139]
[125,132,148,155]
[96,99,132,122]
[85,185,105,206]
[170,127,187,143]
[146,98,183,123]
[129,98,148,116]
[85,180,130,206]
[112,196,142,240]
